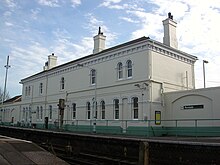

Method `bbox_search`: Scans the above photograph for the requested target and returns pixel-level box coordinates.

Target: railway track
[40,143,138,165]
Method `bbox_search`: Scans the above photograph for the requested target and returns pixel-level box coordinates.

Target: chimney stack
[93,27,106,54]
[43,53,57,71]
[162,12,178,49]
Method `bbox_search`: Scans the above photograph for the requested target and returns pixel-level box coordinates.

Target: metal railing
[1,118,220,137]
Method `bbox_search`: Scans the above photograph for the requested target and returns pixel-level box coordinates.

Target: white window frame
[87,102,91,120]
[126,60,132,78]
[114,99,119,120]
[100,100,105,119]
[72,103,76,120]
[90,69,96,85]
[132,97,139,119]
[117,62,123,79]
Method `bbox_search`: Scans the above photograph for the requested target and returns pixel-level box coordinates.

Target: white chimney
[43,53,57,71]
[162,12,178,49]
[93,27,106,54]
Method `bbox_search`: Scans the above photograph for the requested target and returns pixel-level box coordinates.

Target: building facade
[0,13,198,135]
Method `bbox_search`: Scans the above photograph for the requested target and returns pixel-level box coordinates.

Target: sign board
[182,104,204,110]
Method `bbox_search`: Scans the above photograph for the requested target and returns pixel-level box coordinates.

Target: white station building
[2,13,218,136]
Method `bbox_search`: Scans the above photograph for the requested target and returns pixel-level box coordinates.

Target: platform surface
[0,135,69,165]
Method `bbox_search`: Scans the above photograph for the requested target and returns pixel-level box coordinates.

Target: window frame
[132,97,139,119]
[39,83,43,95]
[100,100,105,120]
[126,60,132,78]
[60,77,65,90]
[113,99,119,120]
[90,69,96,85]
[86,102,91,120]
[49,105,52,120]
[117,62,123,79]
[72,103,76,120]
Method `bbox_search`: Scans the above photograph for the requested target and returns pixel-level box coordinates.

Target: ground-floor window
[72,103,76,119]
[100,100,105,119]
[87,102,91,119]
[114,99,119,119]
[132,97,138,119]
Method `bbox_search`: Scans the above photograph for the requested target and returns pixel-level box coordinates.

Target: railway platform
[0,135,68,165]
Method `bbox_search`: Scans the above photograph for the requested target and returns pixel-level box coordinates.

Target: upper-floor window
[28,86,31,96]
[25,87,28,96]
[132,97,138,119]
[39,83,43,94]
[49,105,52,120]
[60,77,65,90]
[87,102,91,119]
[90,69,96,85]
[113,99,119,119]
[100,100,105,119]
[126,60,132,78]
[72,103,76,119]
[117,62,123,79]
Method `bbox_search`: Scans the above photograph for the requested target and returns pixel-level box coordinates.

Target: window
[28,86,31,96]
[126,60,132,78]
[22,108,25,120]
[87,102,91,119]
[60,77,65,90]
[25,87,28,96]
[100,100,105,119]
[40,106,43,120]
[117,62,123,79]
[72,103,76,119]
[113,99,119,119]
[49,105,52,120]
[132,97,138,119]
[39,83,43,94]
[36,106,39,120]
[90,69,96,85]
[93,101,97,119]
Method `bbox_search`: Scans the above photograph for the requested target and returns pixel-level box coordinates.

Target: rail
[1,118,220,137]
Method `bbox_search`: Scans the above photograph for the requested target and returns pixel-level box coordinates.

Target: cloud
[5,22,14,27]
[70,0,81,7]
[119,16,139,23]
[37,0,60,7]
[100,0,122,7]
[4,0,16,8]
[31,8,41,20]
[84,13,118,47]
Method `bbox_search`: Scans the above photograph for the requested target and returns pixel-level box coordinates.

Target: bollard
[138,141,149,165]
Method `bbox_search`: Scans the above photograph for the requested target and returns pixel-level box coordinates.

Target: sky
[1,0,220,97]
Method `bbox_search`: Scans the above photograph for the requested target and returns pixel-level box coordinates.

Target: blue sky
[1,0,220,97]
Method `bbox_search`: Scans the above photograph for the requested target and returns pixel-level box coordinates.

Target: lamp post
[203,60,208,88]
[2,56,11,104]
[77,64,97,133]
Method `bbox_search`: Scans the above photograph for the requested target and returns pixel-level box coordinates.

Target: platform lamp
[203,60,208,88]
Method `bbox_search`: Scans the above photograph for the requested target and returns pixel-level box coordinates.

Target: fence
[1,118,220,137]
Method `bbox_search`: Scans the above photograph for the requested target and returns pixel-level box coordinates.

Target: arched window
[28,86,31,96]
[100,100,105,119]
[49,105,52,120]
[113,99,119,119]
[117,62,123,79]
[132,97,138,119]
[36,106,39,120]
[25,87,28,96]
[90,69,96,85]
[39,83,43,94]
[87,102,91,119]
[93,101,97,119]
[22,108,25,120]
[40,106,43,120]
[72,103,76,119]
[126,60,132,78]
[60,77,65,90]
